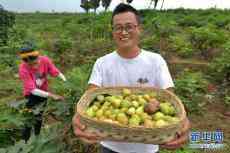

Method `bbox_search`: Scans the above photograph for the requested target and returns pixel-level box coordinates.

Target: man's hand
[160,117,191,150]
[72,114,105,144]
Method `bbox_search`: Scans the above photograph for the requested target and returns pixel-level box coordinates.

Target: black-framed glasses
[22,55,38,62]
[112,23,138,33]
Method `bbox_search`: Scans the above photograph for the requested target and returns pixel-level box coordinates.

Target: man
[73,3,190,153]
[18,46,66,142]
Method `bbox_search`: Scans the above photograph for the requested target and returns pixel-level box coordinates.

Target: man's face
[112,12,141,50]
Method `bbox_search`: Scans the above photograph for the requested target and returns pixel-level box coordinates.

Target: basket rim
[76,86,187,130]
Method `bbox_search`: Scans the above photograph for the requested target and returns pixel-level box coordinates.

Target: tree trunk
[160,0,165,10]
[148,0,154,9]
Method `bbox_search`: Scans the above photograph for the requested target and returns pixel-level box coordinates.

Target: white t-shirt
[88,49,174,153]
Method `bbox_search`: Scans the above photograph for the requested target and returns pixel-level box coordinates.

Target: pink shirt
[19,56,60,96]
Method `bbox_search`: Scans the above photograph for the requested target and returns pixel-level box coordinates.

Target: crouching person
[18,46,66,142]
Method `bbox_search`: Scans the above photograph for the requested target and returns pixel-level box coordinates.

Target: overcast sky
[0,0,230,13]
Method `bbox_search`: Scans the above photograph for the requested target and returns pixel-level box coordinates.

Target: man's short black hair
[111,3,141,25]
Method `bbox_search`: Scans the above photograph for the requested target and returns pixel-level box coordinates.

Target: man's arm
[72,84,103,144]
[160,117,190,149]
[162,88,191,150]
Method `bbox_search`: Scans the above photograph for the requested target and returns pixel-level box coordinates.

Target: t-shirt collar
[115,49,143,62]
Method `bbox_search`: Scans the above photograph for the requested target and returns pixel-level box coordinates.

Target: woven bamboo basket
[76,87,186,144]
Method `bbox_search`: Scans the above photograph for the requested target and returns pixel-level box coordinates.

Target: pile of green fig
[85,89,180,128]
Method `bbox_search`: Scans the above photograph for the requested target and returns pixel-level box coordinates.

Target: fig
[103,101,110,106]
[121,100,131,108]
[155,119,168,127]
[153,112,165,120]
[109,105,114,110]
[143,94,150,101]
[144,100,160,114]
[105,96,113,102]
[160,103,175,116]
[130,94,137,100]
[127,107,136,115]
[115,95,123,100]
[132,100,139,108]
[101,105,109,111]
[96,109,104,118]
[109,114,116,120]
[120,107,128,113]
[86,108,95,117]
[148,98,160,103]
[136,106,144,115]
[113,109,120,115]
[116,113,128,125]
[97,95,104,102]
[129,115,141,126]
[112,99,121,108]
[94,102,101,107]
[141,112,152,121]
[162,115,173,121]
[104,110,112,117]
[144,119,154,128]
[91,105,99,111]
[136,95,143,101]
[124,96,132,101]
[138,98,147,105]
[123,88,131,96]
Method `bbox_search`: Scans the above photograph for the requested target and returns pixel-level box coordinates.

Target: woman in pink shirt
[18,46,66,142]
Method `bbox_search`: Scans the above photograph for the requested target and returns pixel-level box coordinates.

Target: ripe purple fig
[144,99,160,114]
